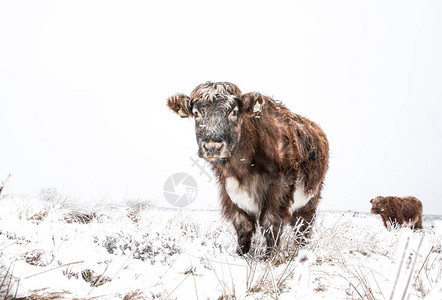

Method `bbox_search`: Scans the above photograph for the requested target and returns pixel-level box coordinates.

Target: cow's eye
[192,108,201,119]
[229,106,238,118]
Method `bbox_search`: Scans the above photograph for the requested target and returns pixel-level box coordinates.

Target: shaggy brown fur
[167,82,329,255]
[370,196,423,230]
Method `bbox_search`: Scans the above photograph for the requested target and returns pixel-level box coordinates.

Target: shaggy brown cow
[167,82,329,255]
[370,196,423,230]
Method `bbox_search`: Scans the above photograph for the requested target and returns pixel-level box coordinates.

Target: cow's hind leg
[414,216,423,230]
[259,185,292,256]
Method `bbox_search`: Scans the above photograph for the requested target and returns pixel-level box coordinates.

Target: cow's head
[167,82,263,163]
[370,196,385,214]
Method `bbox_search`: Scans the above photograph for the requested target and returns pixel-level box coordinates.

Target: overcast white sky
[1,1,441,214]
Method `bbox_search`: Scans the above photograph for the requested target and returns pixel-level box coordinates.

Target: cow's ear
[370,199,373,203]
[241,92,265,114]
[166,94,192,118]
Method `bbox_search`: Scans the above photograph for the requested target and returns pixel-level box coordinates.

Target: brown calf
[167,82,329,255]
[370,196,423,230]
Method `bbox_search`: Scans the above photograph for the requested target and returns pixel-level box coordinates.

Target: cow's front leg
[381,215,389,229]
[260,210,284,256]
[220,185,256,256]
[232,209,256,255]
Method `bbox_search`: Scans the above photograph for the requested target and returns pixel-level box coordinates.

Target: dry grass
[309,214,441,299]
[0,197,440,299]
[207,214,441,299]
[236,223,314,299]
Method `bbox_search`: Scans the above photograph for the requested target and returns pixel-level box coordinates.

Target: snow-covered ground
[0,193,440,299]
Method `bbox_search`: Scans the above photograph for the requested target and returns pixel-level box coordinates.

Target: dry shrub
[126,201,152,223]
[217,295,236,300]
[15,290,70,300]
[123,290,164,300]
[64,211,97,224]
[24,249,54,267]
[81,269,111,287]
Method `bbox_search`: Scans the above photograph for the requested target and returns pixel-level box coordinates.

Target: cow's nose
[202,142,224,156]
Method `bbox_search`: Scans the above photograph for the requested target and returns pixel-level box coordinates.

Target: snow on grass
[0,194,441,299]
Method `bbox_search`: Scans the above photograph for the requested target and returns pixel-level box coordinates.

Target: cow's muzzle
[371,208,380,215]
[201,141,228,160]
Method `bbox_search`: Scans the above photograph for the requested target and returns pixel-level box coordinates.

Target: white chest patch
[290,181,314,213]
[225,177,260,217]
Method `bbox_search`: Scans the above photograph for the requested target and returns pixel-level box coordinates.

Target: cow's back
[401,196,422,220]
